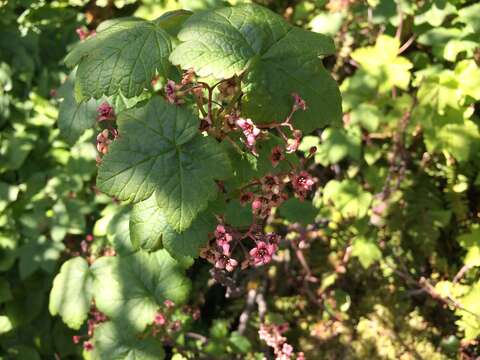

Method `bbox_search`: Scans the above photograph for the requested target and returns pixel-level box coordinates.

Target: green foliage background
[1,0,480,358]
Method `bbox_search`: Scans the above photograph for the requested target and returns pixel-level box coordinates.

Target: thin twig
[185,332,208,344]
[453,264,472,284]
[238,288,258,335]
[256,291,267,323]
[398,35,416,55]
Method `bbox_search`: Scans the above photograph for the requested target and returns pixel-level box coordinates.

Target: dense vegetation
[1,0,479,359]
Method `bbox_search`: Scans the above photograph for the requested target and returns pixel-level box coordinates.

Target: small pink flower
[270,145,285,167]
[72,335,81,344]
[267,192,288,207]
[239,191,254,206]
[286,138,300,154]
[252,197,263,212]
[164,299,175,308]
[282,343,293,355]
[214,225,233,255]
[192,308,201,320]
[76,27,95,41]
[97,102,115,121]
[265,233,281,245]
[96,129,112,154]
[262,174,282,194]
[199,246,216,264]
[83,341,94,351]
[153,312,166,326]
[181,69,195,85]
[170,320,182,332]
[292,93,307,111]
[236,118,261,147]
[292,171,315,200]
[215,254,238,272]
[297,352,305,360]
[249,241,277,266]
[251,196,271,218]
[165,80,177,104]
[97,129,112,154]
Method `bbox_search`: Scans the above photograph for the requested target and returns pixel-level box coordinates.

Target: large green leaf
[130,194,215,258]
[49,257,93,330]
[97,97,231,231]
[91,250,191,331]
[170,4,341,132]
[91,322,165,360]
[65,11,190,100]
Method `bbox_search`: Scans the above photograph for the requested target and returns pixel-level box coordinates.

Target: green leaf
[457,227,480,267]
[97,97,231,231]
[415,0,457,27]
[130,194,215,258]
[455,282,480,340]
[57,71,99,144]
[314,127,361,165]
[455,3,480,33]
[170,4,342,133]
[416,67,460,114]
[417,28,463,60]
[323,179,372,218]
[91,322,165,360]
[278,198,317,225]
[107,205,135,256]
[351,35,412,92]
[438,120,480,162]
[351,236,382,268]
[65,15,182,100]
[18,236,65,279]
[349,103,382,132]
[91,250,191,331]
[229,331,252,354]
[455,60,480,101]
[49,257,93,330]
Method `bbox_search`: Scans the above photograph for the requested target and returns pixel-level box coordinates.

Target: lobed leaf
[170,4,342,132]
[130,194,215,259]
[49,257,93,330]
[91,321,165,360]
[65,11,190,100]
[97,97,231,231]
[91,250,191,331]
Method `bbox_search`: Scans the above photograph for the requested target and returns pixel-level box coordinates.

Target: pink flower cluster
[150,300,200,338]
[72,307,107,352]
[200,224,282,271]
[151,299,181,336]
[259,323,303,360]
[201,225,238,272]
